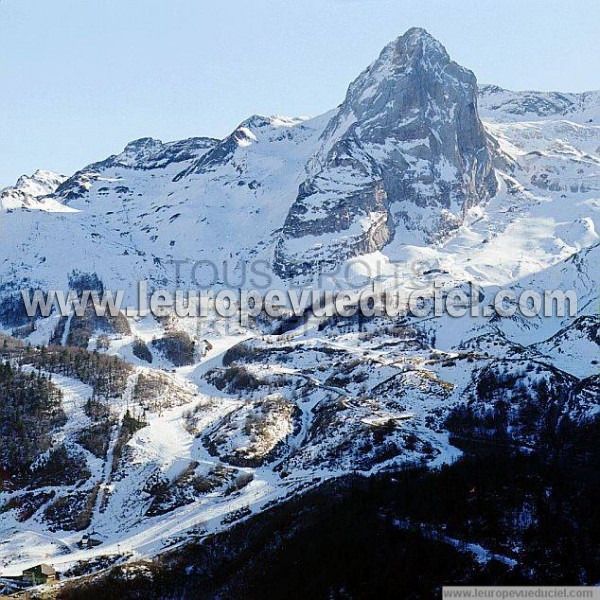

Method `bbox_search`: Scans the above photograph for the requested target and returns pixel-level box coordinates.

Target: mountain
[0,28,598,585]
[478,85,600,123]
[0,169,66,210]
[275,28,497,278]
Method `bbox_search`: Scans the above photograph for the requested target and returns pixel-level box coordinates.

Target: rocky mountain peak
[341,27,457,122]
[366,26,449,74]
[122,136,164,156]
[275,28,498,279]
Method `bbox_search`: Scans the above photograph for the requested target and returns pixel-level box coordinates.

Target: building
[21,564,56,585]
[77,533,103,549]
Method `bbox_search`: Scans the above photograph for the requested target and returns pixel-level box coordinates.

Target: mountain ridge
[0,28,598,582]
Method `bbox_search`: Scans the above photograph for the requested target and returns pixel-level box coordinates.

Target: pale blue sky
[1,0,598,186]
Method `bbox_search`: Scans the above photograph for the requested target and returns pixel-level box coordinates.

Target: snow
[0,39,598,584]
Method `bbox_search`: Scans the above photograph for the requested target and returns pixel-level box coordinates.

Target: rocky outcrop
[275,27,497,278]
[51,137,218,203]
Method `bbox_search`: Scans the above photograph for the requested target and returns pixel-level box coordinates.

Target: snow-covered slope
[0,27,598,584]
[0,114,333,311]
[0,170,67,211]
[479,85,600,124]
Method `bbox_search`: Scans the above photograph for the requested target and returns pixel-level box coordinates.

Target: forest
[0,362,65,484]
[56,449,600,599]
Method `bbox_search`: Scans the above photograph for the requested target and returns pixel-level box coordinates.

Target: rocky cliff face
[275,27,497,278]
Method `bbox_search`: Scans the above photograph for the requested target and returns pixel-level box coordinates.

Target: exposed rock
[275,27,497,278]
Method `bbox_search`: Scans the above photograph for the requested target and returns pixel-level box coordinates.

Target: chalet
[21,564,56,585]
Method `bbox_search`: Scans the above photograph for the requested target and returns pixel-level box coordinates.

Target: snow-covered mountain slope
[0,113,333,311]
[479,85,600,124]
[0,170,67,211]
[0,27,598,584]
[1,36,596,305]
